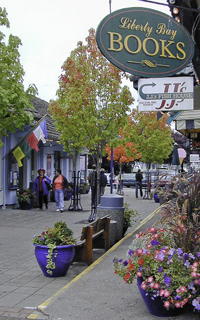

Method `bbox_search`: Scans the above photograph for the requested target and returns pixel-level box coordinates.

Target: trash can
[97,195,124,241]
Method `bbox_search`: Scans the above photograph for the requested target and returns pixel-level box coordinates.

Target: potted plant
[33,221,76,277]
[113,173,200,316]
[123,203,138,236]
[17,188,36,210]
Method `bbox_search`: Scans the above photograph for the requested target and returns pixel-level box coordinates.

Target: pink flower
[136,271,142,277]
[175,302,181,308]
[164,301,170,308]
[180,286,187,293]
[191,271,198,277]
[147,276,154,283]
[159,289,165,296]
[192,262,198,268]
[136,248,143,256]
[141,281,147,290]
[164,290,170,298]
[149,282,155,288]
[154,283,160,289]
[194,279,200,285]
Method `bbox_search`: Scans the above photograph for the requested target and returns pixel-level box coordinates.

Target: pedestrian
[100,168,107,196]
[53,169,68,212]
[117,173,124,195]
[135,169,143,198]
[33,168,51,210]
[88,164,97,207]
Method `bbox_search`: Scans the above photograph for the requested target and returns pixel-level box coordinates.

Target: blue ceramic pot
[137,277,180,317]
[34,244,75,277]
[154,194,160,203]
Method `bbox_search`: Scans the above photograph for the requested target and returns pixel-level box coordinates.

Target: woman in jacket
[53,169,68,212]
[33,168,51,210]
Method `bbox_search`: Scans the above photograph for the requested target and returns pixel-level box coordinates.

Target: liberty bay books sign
[138,76,194,111]
[96,7,194,77]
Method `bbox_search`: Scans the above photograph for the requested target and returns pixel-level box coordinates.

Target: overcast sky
[1,0,170,104]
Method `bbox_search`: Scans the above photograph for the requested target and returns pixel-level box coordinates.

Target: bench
[73,215,110,265]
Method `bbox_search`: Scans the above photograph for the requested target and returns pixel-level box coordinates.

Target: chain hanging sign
[96,7,194,77]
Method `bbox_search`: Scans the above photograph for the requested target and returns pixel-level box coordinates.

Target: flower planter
[19,198,34,210]
[34,244,75,277]
[137,277,180,317]
[154,194,160,203]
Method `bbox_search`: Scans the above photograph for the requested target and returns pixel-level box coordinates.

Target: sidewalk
[0,188,198,320]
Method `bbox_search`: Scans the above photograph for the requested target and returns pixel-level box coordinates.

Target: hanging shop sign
[96,7,194,77]
[138,76,194,111]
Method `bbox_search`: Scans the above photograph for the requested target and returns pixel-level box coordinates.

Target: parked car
[123,173,136,187]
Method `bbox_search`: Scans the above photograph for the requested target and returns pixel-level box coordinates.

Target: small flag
[12,116,47,167]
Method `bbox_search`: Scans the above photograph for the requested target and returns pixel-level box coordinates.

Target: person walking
[135,169,143,198]
[100,168,107,196]
[33,168,51,210]
[53,169,68,212]
[88,164,97,208]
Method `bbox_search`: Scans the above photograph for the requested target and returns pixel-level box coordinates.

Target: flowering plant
[33,221,76,275]
[17,188,35,204]
[113,227,200,311]
[33,221,76,246]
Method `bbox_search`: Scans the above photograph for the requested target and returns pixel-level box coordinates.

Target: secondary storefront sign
[138,76,194,111]
[96,7,194,77]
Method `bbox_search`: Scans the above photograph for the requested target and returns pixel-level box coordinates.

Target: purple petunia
[151,239,161,246]
[192,299,200,311]
[177,248,183,255]
[184,260,190,268]
[183,253,189,260]
[158,266,163,273]
[197,252,200,258]
[188,282,194,290]
[128,249,134,256]
[123,260,128,266]
[168,248,175,256]
[164,275,171,286]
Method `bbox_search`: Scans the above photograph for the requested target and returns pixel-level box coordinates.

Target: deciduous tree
[49,28,134,205]
[123,110,174,167]
[0,7,37,145]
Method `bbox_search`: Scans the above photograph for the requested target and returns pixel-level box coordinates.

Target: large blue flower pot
[154,194,160,203]
[137,277,180,317]
[34,244,75,277]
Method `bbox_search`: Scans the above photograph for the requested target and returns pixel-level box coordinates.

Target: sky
[1,0,170,105]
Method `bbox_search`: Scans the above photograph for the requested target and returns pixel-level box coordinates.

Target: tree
[106,141,140,172]
[122,110,174,168]
[0,7,37,146]
[49,28,134,206]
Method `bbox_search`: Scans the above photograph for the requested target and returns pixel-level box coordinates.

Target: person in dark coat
[89,164,97,207]
[52,169,68,212]
[100,168,107,196]
[33,168,51,210]
[135,169,143,198]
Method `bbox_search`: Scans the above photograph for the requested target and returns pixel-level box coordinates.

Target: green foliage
[124,202,138,228]
[122,110,174,165]
[155,173,200,254]
[49,28,133,158]
[33,221,76,246]
[0,7,38,145]
[17,188,35,204]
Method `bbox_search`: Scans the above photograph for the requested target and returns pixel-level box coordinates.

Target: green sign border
[96,7,194,77]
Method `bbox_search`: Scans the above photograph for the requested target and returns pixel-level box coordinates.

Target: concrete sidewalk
[0,187,198,320]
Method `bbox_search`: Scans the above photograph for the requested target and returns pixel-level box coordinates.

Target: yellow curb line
[27,207,159,319]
